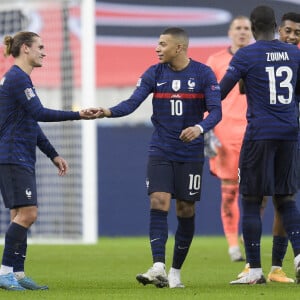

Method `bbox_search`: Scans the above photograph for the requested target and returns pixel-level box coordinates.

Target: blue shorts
[0,164,37,209]
[239,140,298,196]
[146,157,203,202]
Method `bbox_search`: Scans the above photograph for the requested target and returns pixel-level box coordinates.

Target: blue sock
[242,198,262,268]
[149,209,168,264]
[278,201,300,257]
[172,215,195,269]
[272,236,288,267]
[13,239,27,272]
[2,222,28,268]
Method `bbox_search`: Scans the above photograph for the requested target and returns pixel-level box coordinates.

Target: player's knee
[150,192,170,210]
[273,194,295,209]
[176,200,195,217]
[16,206,38,227]
[261,196,268,209]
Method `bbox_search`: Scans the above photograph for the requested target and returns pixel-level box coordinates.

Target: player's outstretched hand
[179,125,202,143]
[97,107,112,118]
[204,130,221,158]
[79,108,102,119]
[52,156,69,176]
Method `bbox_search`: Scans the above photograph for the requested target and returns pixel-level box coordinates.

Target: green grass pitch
[1,236,299,300]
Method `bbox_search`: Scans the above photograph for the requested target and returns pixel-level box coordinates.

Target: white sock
[0,265,13,275]
[249,268,263,276]
[153,262,165,270]
[14,272,25,280]
[169,267,180,276]
[229,245,240,252]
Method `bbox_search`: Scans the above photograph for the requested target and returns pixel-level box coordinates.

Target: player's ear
[177,43,185,53]
[22,43,30,54]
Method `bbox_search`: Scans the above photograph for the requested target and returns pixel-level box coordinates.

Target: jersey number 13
[265,66,293,104]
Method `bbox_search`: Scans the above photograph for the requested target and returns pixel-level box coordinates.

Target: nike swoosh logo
[189,191,199,196]
[178,246,188,250]
[157,82,167,86]
[150,238,160,243]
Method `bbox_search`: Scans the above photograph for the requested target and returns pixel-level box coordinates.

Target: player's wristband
[195,124,204,134]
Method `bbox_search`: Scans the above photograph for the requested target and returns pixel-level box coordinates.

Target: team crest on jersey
[172,80,181,91]
[24,88,35,100]
[188,78,195,90]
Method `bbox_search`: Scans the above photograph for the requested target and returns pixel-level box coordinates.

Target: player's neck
[15,59,33,75]
[168,57,190,71]
[254,31,275,41]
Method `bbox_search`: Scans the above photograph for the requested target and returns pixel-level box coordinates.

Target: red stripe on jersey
[153,92,205,99]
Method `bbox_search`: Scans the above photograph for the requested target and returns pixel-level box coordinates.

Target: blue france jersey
[0,65,80,168]
[222,40,300,141]
[110,59,222,162]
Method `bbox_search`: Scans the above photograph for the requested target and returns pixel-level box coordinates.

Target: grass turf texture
[1,236,299,300]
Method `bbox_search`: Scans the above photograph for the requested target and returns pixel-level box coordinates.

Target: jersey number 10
[170,99,183,116]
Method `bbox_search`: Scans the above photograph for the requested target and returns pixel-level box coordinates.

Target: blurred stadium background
[0,0,299,242]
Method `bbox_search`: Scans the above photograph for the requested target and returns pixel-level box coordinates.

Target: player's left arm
[37,125,68,176]
[198,67,222,132]
[220,75,238,99]
[37,125,58,159]
[220,49,246,99]
[181,68,222,142]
